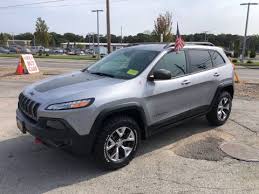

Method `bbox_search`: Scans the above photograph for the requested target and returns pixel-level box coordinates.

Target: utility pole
[88,33,91,49]
[121,26,123,44]
[92,9,103,58]
[203,31,209,41]
[92,33,95,55]
[240,2,258,63]
[160,34,163,43]
[106,0,111,53]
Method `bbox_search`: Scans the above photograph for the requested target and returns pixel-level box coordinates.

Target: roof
[128,43,222,52]
[127,44,167,52]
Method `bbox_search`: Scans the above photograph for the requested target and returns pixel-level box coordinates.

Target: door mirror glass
[150,69,172,81]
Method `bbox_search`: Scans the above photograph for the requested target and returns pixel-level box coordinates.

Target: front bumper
[16,109,94,154]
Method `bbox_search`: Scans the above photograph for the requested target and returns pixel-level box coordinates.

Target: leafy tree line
[2,31,258,51]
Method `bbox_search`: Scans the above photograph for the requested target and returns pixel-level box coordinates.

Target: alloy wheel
[105,127,136,162]
[217,97,231,121]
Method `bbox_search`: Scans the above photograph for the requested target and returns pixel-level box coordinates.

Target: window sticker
[127,69,139,76]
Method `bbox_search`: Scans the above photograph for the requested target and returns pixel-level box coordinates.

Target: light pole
[92,9,103,58]
[106,0,111,53]
[240,2,258,63]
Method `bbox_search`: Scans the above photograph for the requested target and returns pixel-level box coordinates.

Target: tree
[34,17,50,47]
[0,33,8,46]
[15,33,33,40]
[154,12,173,42]
[234,40,240,58]
[64,33,84,42]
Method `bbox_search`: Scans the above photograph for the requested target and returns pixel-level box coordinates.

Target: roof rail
[125,42,165,47]
[164,42,215,49]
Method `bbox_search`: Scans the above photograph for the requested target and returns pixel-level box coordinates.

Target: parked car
[75,49,85,56]
[51,48,64,55]
[16,43,234,170]
[20,47,32,54]
[0,47,10,54]
[66,49,76,55]
[8,46,19,54]
[30,46,45,55]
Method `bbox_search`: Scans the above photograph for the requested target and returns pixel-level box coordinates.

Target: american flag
[175,23,185,52]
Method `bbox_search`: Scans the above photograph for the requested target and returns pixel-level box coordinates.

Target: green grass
[0,54,97,61]
[234,62,259,66]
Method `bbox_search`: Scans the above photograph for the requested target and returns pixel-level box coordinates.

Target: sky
[0,0,259,36]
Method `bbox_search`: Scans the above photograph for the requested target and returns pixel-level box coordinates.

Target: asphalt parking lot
[1,58,259,194]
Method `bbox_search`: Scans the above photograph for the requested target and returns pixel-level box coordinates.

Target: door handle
[214,72,220,77]
[181,80,191,85]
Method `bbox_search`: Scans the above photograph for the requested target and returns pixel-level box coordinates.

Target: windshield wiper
[89,71,115,78]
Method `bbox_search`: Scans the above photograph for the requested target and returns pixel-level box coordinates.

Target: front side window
[210,51,225,67]
[87,48,159,79]
[154,51,187,78]
[189,50,213,73]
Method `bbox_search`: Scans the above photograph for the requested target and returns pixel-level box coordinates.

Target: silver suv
[16,43,234,169]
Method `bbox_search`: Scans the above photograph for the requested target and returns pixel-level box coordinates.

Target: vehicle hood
[24,71,126,102]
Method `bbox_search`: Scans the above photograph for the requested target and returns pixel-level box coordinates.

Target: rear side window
[210,51,225,67]
[154,51,187,78]
[188,50,213,73]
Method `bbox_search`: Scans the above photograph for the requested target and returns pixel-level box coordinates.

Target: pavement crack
[230,119,258,135]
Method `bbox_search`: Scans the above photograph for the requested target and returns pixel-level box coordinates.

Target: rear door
[185,49,220,110]
[209,50,227,82]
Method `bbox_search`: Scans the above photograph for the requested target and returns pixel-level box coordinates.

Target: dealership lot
[0,58,259,193]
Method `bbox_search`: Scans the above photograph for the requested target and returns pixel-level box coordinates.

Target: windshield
[87,48,159,79]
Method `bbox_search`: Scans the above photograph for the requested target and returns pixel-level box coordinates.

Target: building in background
[61,42,129,52]
[7,40,31,47]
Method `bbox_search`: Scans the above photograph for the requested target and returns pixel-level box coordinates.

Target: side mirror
[149,69,172,81]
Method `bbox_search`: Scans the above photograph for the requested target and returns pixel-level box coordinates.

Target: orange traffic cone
[16,58,24,75]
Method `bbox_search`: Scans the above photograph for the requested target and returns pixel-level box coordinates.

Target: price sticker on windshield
[127,69,139,76]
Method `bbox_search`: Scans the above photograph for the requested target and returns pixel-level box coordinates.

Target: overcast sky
[1,0,259,36]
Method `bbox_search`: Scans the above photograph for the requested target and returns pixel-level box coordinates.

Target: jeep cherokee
[16,43,234,169]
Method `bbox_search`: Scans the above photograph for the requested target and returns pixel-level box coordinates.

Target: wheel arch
[89,105,148,152]
[210,83,234,110]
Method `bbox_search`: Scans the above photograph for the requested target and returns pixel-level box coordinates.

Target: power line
[0,0,66,9]
[0,0,129,9]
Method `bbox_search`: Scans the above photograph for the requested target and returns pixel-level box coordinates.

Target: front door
[145,50,192,126]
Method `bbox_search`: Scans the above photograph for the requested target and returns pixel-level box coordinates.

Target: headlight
[46,98,94,111]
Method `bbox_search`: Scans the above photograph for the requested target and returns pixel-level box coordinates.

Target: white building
[61,42,129,52]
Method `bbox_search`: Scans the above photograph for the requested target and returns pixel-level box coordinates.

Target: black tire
[207,91,232,126]
[93,116,140,170]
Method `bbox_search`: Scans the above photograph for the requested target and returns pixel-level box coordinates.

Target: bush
[232,59,238,63]
[250,50,256,58]
[247,60,253,64]
[234,51,240,58]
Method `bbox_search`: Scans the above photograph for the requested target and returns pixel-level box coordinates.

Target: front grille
[18,93,41,121]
